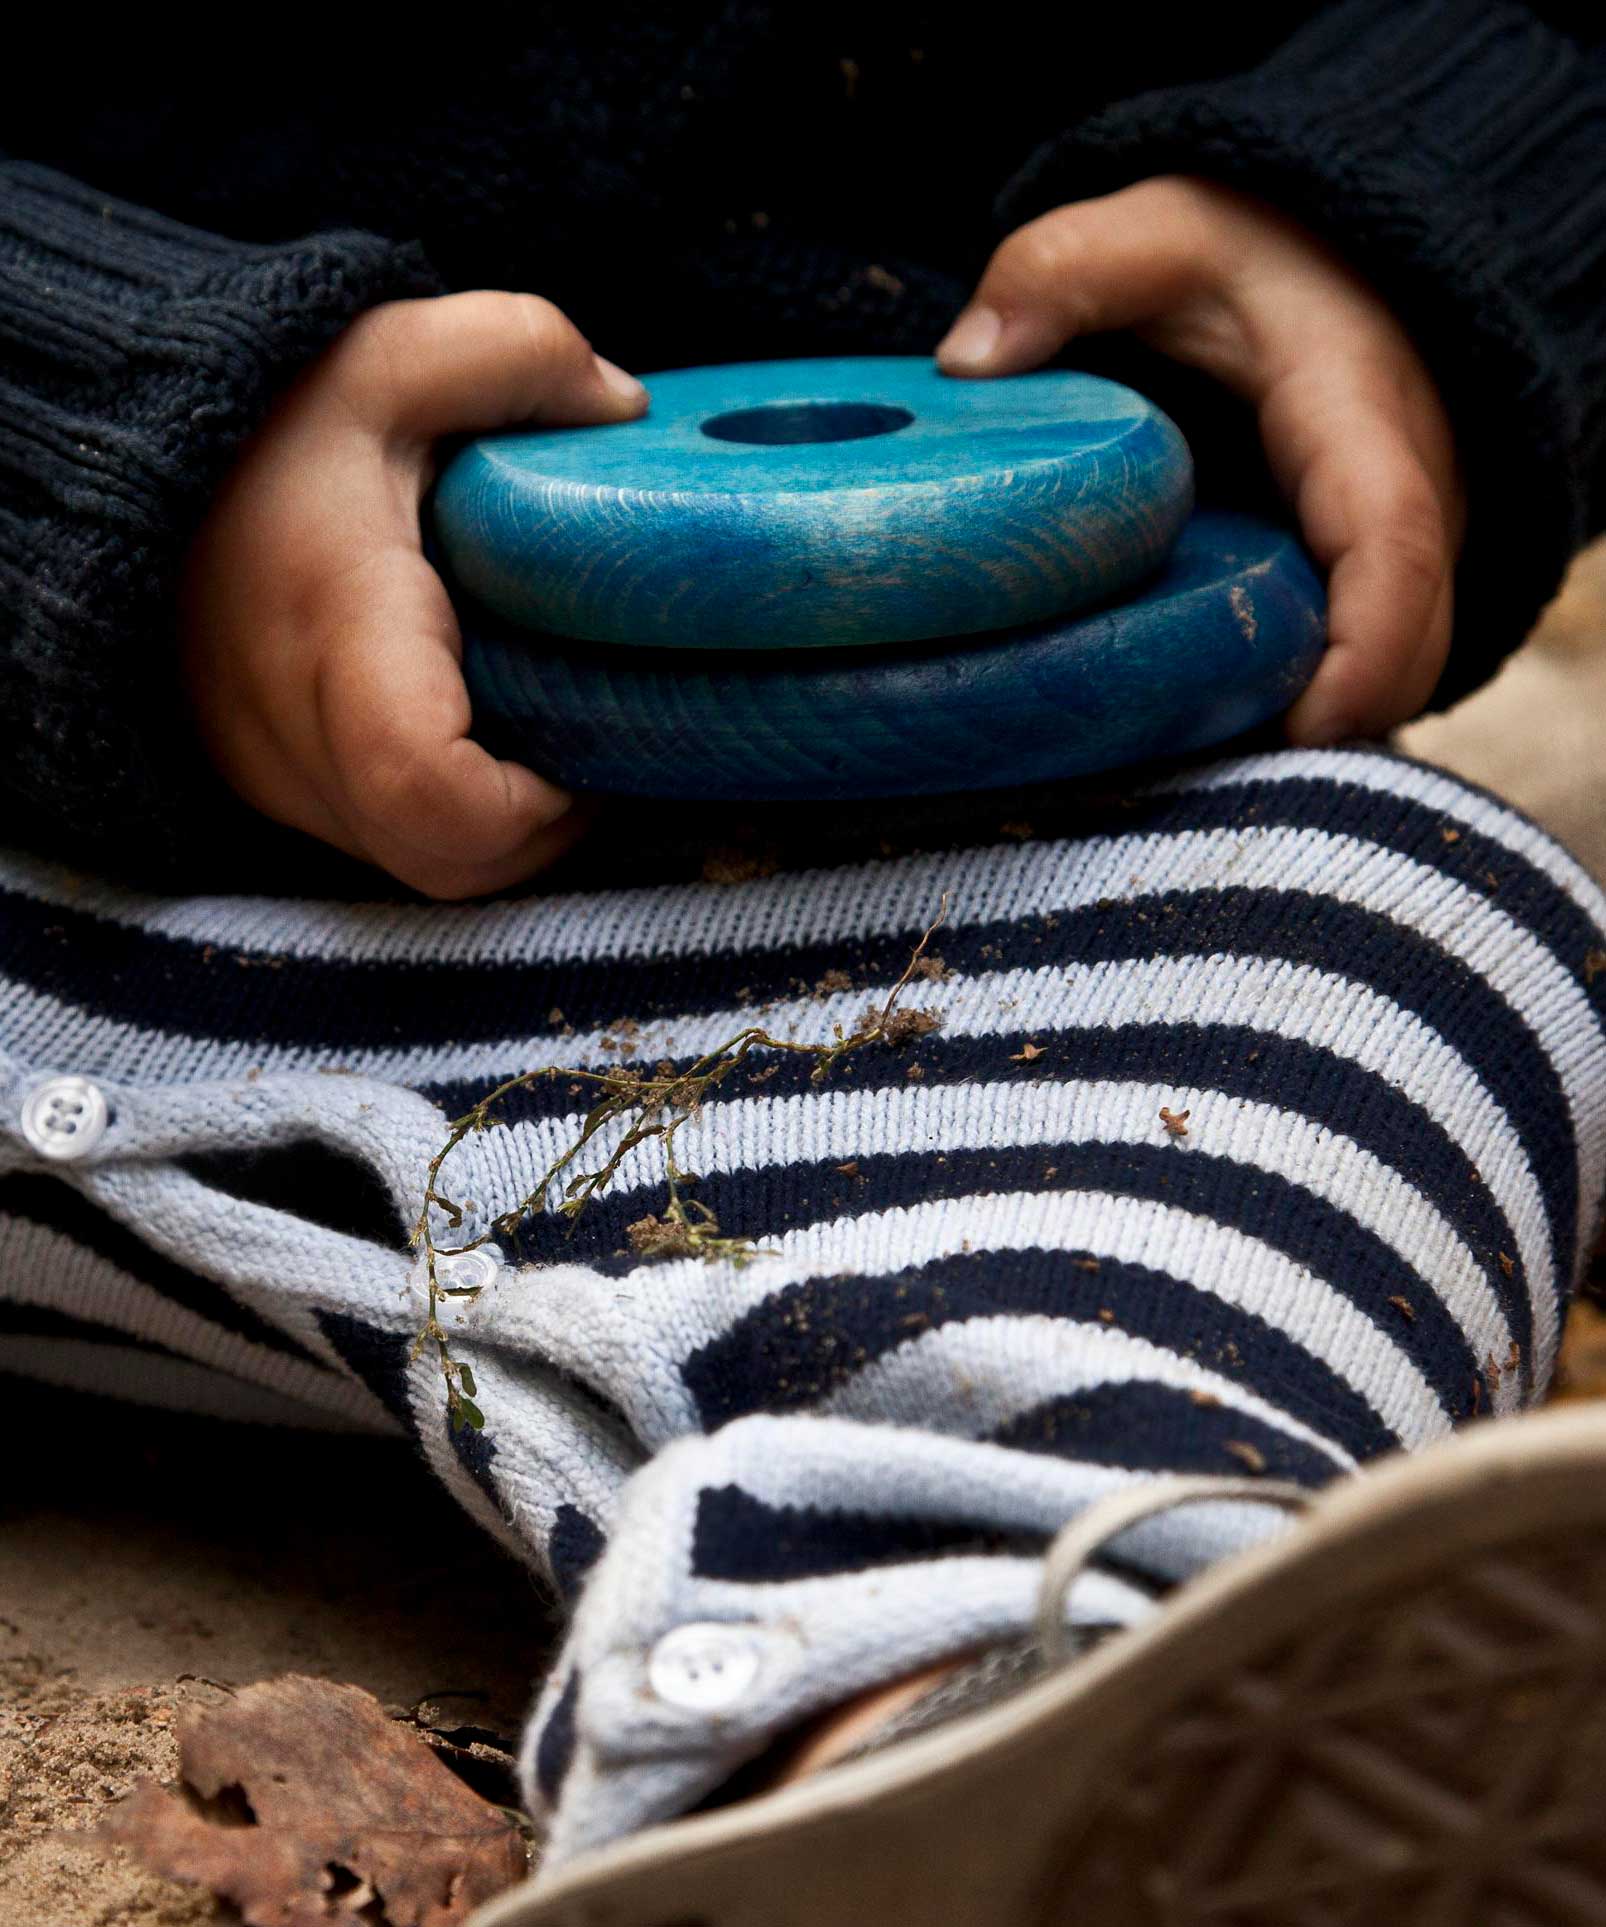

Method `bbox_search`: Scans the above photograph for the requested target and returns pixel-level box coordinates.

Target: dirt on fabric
[4,538,1606,1926]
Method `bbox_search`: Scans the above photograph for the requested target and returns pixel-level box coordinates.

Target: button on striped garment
[2,747,1603,1860]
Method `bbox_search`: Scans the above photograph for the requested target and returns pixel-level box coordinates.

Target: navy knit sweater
[3,2,1603,886]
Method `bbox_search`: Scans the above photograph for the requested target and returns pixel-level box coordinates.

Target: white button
[435,1246,505,1292]
[648,1623,764,1711]
[19,1076,110,1162]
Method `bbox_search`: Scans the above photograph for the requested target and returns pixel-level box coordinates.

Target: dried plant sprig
[412,896,950,1430]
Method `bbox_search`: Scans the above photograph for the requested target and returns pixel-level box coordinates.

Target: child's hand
[938,177,1465,744]
[180,293,647,897]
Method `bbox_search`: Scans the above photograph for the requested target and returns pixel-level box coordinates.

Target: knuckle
[336,300,424,393]
[351,738,441,829]
[502,291,585,368]
[1142,173,1228,229]
[1376,493,1448,594]
[996,215,1085,292]
[989,216,1104,331]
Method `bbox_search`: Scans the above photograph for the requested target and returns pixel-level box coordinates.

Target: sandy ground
[4,539,1606,1925]
[0,1386,550,1924]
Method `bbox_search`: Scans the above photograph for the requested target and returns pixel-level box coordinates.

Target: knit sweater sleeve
[996,0,1606,710]
[0,158,443,877]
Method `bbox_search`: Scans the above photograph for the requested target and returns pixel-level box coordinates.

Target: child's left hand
[938,176,1465,744]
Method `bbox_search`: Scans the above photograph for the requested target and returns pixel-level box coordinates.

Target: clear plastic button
[434,1246,505,1292]
[19,1075,110,1162]
[648,1623,764,1711]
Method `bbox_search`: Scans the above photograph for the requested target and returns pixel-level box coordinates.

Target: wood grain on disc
[432,357,1192,650]
[461,511,1325,801]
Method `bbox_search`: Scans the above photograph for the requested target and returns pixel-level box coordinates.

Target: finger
[1287,534,1454,747]
[191,692,370,862]
[314,549,575,876]
[261,733,590,901]
[937,181,1217,376]
[361,806,593,902]
[253,775,589,902]
[335,290,648,440]
[1264,375,1454,742]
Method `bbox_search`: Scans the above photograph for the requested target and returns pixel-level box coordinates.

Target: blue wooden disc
[460,511,1325,801]
[431,357,1193,651]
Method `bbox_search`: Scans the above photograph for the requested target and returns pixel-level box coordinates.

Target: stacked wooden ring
[431,357,1326,801]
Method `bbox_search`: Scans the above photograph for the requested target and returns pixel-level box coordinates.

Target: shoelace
[833,1474,1319,1770]
[1035,1472,1315,1662]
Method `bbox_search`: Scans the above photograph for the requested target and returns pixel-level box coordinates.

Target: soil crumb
[701,844,779,885]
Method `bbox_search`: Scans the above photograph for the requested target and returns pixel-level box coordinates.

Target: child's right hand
[179,293,647,898]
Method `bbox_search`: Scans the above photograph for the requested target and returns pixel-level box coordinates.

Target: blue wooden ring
[431,357,1193,650]
[460,511,1325,801]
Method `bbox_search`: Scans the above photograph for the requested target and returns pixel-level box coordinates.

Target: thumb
[937,181,1215,377]
[316,546,578,894]
[335,290,649,440]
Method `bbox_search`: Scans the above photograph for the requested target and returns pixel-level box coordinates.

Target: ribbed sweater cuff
[998,0,1606,709]
[0,161,444,876]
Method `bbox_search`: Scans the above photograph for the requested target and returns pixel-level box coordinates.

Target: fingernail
[936,306,1002,370]
[534,786,576,827]
[595,355,647,403]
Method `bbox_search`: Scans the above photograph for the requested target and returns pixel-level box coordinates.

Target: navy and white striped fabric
[2,746,1604,1862]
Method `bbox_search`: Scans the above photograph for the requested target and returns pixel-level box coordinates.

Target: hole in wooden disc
[700,400,915,446]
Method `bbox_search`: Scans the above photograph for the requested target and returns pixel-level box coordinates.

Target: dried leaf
[878,1005,942,1046]
[99,1676,525,1925]
[627,1213,696,1259]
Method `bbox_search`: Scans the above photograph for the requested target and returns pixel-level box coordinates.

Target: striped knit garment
[3,747,1605,1863]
